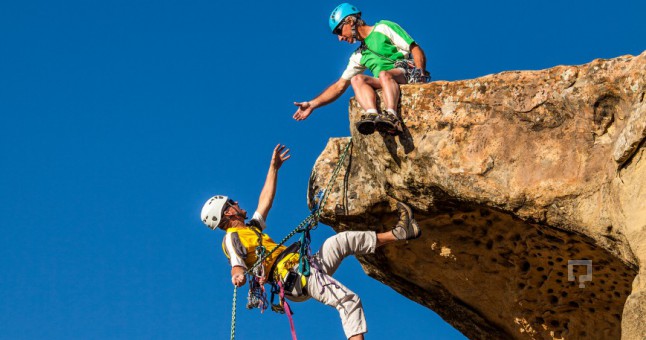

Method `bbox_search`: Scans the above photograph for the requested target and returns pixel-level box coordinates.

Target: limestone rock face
[308,51,646,340]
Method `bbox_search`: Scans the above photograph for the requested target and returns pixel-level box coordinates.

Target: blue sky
[0,0,644,339]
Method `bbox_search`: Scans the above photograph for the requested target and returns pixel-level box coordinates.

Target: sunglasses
[221,199,237,216]
[333,20,346,35]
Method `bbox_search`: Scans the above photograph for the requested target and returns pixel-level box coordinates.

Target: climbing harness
[229,138,353,340]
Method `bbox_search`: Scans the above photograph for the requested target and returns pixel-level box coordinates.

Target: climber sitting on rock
[293,3,429,136]
[200,144,421,340]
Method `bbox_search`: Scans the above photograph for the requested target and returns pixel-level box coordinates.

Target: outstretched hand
[271,144,291,170]
[293,101,314,121]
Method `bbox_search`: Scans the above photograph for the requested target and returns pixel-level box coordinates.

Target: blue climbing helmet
[329,3,361,34]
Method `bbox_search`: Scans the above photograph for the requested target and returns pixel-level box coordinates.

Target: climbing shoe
[355,112,378,135]
[375,113,403,136]
[391,202,421,240]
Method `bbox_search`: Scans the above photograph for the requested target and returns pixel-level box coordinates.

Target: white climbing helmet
[201,195,230,230]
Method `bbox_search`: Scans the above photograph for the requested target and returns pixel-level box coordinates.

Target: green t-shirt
[341,20,415,79]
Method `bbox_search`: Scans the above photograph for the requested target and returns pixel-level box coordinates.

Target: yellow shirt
[221,212,302,284]
[222,211,286,274]
[222,225,286,272]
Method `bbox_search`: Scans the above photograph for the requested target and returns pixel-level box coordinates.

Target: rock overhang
[308,52,646,339]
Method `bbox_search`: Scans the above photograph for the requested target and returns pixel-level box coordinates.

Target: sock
[386,108,397,116]
[366,108,378,114]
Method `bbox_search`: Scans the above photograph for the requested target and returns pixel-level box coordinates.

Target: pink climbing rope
[277,281,298,340]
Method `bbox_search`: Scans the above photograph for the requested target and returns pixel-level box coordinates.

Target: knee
[350,74,365,87]
[337,291,363,312]
[331,231,353,245]
[327,232,347,248]
[337,289,360,304]
[348,293,362,307]
[378,71,392,81]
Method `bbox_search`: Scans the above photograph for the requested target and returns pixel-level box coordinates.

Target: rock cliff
[308,51,646,340]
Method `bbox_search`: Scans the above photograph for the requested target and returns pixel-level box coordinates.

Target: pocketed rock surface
[308,51,646,340]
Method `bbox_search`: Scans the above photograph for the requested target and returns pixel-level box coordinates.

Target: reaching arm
[256,145,291,221]
[410,43,427,72]
[293,77,351,121]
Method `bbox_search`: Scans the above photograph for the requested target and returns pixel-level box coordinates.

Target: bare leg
[376,230,397,247]
[349,334,365,340]
[351,74,382,111]
[378,69,407,112]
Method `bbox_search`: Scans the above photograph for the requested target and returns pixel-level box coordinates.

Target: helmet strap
[347,16,359,40]
[351,22,357,40]
[218,216,230,229]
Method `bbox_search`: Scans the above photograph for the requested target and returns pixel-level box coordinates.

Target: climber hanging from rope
[293,3,430,136]
[200,144,422,340]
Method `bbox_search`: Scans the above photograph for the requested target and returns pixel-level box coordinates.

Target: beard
[235,207,247,220]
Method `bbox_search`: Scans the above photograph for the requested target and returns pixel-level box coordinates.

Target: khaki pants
[307,231,377,339]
